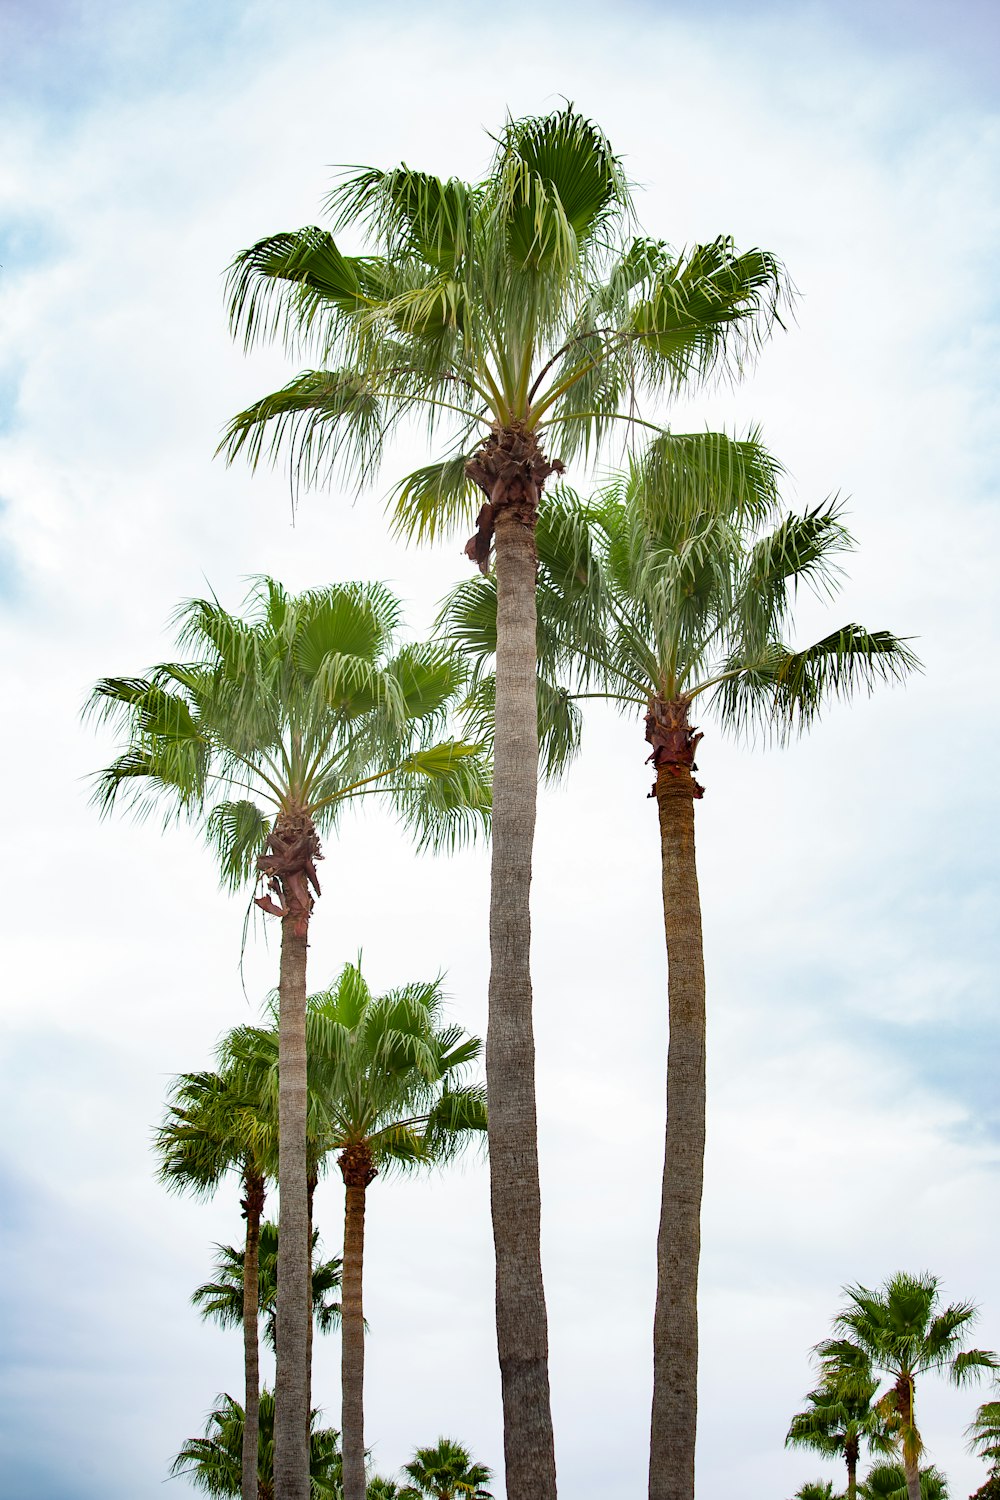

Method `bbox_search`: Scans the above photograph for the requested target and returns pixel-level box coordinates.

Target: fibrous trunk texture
[648,698,706,1500]
[306,1171,317,1428]
[845,1433,858,1500]
[339,1143,376,1500]
[241,1170,265,1500]
[896,1377,921,1500]
[272,915,311,1500]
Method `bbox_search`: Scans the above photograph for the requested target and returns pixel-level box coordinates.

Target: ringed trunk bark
[647,700,707,1500]
[487,507,557,1500]
[340,1144,376,1500]
[241,1170,265,1500]
[272,916,311,1500]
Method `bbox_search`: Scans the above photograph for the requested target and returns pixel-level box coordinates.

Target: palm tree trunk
[340,1146,374,1500]
[306,1171,317,1431]
[902,1450,921,1500]
[241,1170,266,1500]
[488,505,558,1500]
[273,915,311,1500]
[845,1438,858,1500]
[648,759,706,1500]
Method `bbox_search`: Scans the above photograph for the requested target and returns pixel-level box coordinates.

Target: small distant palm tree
[794,1483,840,1500]
[193,1220,342,1351]
[857,1462,948,1500]
[787,1368,894,1500]
[401,1437,494,1499]
[89,577,489,1492]
[969,1391,1000,1494]
[168,1388,341,1499]
[306,963,487,1500]
[818,1272,996,1500]
[156,1057,275,1500]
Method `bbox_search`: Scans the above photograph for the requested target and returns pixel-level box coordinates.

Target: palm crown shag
[221,107,789,1500]
[439,438,918,1499]
[817,1272,997,1500]
[156,1056,277,1500]
[303,961,487,1500]
[89,577,489,1500]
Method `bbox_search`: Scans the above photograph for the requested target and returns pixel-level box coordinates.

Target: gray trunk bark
[648,767,706,1500]
[488,509,558,1500]
[903,1448,921,1500]
[273,918,311,1500]
[242,1172,264,1500]
[341,1182,367,1500]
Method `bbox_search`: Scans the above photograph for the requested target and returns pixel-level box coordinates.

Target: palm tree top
[87,575,490,895]
[820,1272,997,1384]
[221,106,791,540]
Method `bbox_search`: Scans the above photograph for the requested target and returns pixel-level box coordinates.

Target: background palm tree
[306,962,487,1500]
[169,1388,341,1500]
[857,1462,948,1500]
[969,1391,1000,1490]
[787,1369,895,1500]
[222,106,788,1500]
[193,1220,342,1352]
[440,444,917,1497]
[401,1437,493,1499]
[818,1272,997,1500]
[794,1483,840,1500]
[156,1058,275,1500]
[90,577,489,1500]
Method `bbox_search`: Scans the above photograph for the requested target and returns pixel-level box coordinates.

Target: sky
[0,1,998,1497]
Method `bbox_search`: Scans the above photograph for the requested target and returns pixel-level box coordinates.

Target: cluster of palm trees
[88,107,928,1499]
[787,1272,1000,1500]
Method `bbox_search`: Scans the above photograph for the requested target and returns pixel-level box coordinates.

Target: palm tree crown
[192,1221,342,1352]
[169,1389,341,1500]
[401,1436,494,1499]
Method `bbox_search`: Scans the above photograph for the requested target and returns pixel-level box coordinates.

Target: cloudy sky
[1,1,998,1496]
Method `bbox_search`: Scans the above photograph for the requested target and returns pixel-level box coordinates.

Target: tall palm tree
[193,1220,342,1352]
[440,444,918,1499]
[787,1370,894,1500]
[305,962,487,1500]
[156,1059,276,1500]
[818,1272,997,1500]
[221,107,788,1500]
[169,1389,341,1500]
[857,1463,948,1500]
[401,1437,493,1499]
[89,578,489,1500]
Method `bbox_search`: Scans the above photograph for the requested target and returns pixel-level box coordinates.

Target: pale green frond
[204,799,271,892]
[393,743,492,853]
[218,367,385,491]
[389,451,480,543]
[387,643,468,724]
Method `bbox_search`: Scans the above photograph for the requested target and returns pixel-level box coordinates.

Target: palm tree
[305,962,487,1500]
[221,106,788,1500]
[401,1438,493,1499]
[156,1059,276,1500]
[794,1484,840,1500]
[440,444,918,1498]
[970,1391,1000,1485]
[787,1370,895,1500]
[818,1272,997,1500]
[169,1389,341,1499]
[857,1463,948,1500]
[193,1220,342,1352]
[89,578,489,1500]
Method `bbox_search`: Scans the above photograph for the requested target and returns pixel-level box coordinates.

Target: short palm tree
[156,1058,276,1500]
[89,578,489,1498]
[857,1463,948,1500]
[794,1483,840,1500]
[169,1389,340,1500]
[818,1273,996,1500]
[970,1391,1000,1482]
[221,106,788,1500]
[787,1369,894,1500]
[306,963,487,1500]
[401,1438,493,1499]
[440,442,917,1497]
[193,1220,342,1352]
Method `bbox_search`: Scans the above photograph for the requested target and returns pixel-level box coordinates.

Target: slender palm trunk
[241,1170,266,1500]
[273,916,311,1500]
[339,1144,375,1500]
[902,1449,921,1500]
[648,747,706,1500]
[488,505,558,1500]
[899,1377,921,1500]
[306,1171,317,1431]
[845,1435,858,1500]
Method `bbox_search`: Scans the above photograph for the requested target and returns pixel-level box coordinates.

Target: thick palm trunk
[273,916,311,1500]
[488,506,557,1500]
[241,1170,266,1500]
[339,1144,375,1500]
[648,702,706,1500]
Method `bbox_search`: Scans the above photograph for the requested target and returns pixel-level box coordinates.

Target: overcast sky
[1,2,998,1497]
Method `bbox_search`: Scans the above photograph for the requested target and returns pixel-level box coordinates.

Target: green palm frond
[219,368,385,490]
[389,451,481,543]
